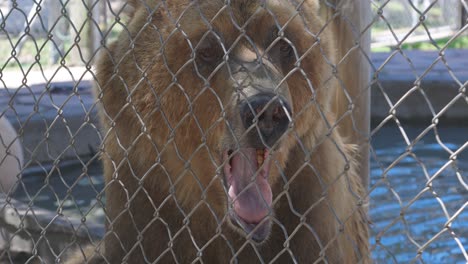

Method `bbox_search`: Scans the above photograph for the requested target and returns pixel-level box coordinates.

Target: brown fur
[68,0,369,263]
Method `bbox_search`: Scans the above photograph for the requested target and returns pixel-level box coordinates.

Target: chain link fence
[371,0,466,48]
[0,0,467,263]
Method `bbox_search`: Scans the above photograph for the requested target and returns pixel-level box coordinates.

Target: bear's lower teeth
[256,149,264,167]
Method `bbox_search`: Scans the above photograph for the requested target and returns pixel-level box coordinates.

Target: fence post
[324,0,372,188]
[48,0,67,64]
[68,0,91,65]
[462,1,467,28]
[90,0,103,62]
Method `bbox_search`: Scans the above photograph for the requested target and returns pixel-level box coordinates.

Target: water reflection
[13,125,467,263]
[370,125,467,263]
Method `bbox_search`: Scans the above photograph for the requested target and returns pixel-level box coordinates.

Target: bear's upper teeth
[256,149,264,167]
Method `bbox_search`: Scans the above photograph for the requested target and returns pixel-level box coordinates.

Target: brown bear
[68,0,370,263]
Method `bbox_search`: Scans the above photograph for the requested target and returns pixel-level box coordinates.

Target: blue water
[13,125,468,263]
[370,125,467,263]
[14,159,106,223]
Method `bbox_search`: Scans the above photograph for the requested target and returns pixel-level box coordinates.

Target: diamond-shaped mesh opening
[0,0,467,263]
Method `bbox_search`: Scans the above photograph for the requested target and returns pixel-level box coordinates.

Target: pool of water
[13,159,106,223]
[370,125,467,263]
[12,125,467,263]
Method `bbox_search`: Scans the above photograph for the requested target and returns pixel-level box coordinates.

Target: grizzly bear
[68,0,370,263]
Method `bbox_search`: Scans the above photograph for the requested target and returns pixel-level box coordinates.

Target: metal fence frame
[0,0,467,263]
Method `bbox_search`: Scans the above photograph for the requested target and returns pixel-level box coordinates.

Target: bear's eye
[196,35,223,64]
[194,35,224,77]
[197,47,218,62]
[279,40,293,56]
[268,28,294,61]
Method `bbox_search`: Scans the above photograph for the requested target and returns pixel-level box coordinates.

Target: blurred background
[0,0,467,263]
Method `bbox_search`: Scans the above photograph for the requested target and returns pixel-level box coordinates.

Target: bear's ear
[305,0,326,17]
[127,0,142,11]
[125,0,145,18]
[128,0,139,8]
[128,0,164,8]
[126,0,161,15]
[308,0,335,21]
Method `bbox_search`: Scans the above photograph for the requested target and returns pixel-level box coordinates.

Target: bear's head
[97,0,336,243]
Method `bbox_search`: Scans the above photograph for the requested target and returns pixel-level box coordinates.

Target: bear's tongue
[227,148,272,224]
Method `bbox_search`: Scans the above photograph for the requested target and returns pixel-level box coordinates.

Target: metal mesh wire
[0,0,467,263]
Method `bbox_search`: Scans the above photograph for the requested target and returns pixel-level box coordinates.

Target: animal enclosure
[0,0,467,263]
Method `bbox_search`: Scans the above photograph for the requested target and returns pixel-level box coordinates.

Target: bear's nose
[240,93,291,148]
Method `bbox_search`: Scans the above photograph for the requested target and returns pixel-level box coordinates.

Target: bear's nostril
[240,93,291,147]
[243,110,255,128]
[272,105,285,121]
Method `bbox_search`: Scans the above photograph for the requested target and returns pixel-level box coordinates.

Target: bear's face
[111,0,335,243]
[198,25,296,242]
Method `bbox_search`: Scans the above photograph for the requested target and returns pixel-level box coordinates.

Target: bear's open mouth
[223,148,273,242]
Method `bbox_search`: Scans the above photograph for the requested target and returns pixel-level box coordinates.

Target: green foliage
[401,36,468,50]
[0,36,52,70]
[372,36,468,53]
[0,24,124,69]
